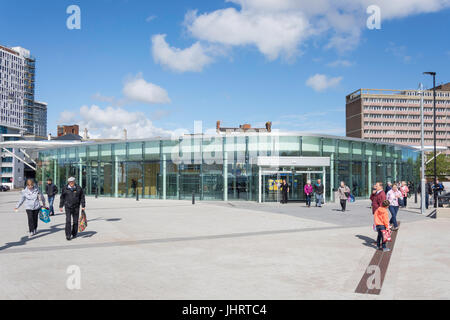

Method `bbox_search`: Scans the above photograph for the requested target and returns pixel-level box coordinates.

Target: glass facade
[36,133,418,202]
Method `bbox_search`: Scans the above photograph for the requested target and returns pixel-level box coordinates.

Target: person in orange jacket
[374,200,391,252]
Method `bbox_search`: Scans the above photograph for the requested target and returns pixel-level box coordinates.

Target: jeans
[305,194,311,207]
[425,193,429,209]
[65,207,80,238]
[376,225,387,249]
[281,192,288,204]
[340,199,347,212]
[389,205,399,228]
[403,196,407,207]
[26,209,39,233]
[315,194,323,207]
[48,196,55,215]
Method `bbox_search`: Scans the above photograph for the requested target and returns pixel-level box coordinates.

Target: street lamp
[423,72,437,208]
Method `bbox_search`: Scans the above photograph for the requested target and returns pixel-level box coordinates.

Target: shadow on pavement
[355,234,378,249]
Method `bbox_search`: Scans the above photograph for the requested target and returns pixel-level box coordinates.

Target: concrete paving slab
[0,191,448,300]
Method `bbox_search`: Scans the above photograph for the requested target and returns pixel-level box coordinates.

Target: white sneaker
[29,232,34,238]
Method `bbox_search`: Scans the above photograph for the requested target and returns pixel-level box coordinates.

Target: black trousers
[26,209,39,232]
[281,192,288,204]
[340,199,347,212]
[65,207,80,238]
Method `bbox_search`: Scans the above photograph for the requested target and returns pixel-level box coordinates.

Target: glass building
[36,133,418,203]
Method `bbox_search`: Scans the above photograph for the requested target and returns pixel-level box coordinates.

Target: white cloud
[146,15,157,22]
[385,42,412,63]
[185,8,310,61]
[123,73,171,104]
[151,34,215,72]
[151,0,450,65]
[306,74,343,92]
[58,111,77,124]
[58,105,176,140]
[327,59,354,67]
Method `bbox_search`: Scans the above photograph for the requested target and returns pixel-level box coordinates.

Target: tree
[425,153,450,181]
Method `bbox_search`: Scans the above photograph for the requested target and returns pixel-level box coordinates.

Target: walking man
[45,178,58,216]
[59,177,86,241]
[370,182,386,215]
[314,179,324,207]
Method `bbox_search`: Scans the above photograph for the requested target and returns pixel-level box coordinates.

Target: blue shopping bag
[39,207,51,223]
[348,194,355,203]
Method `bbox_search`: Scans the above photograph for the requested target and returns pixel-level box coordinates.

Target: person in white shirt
[386,184,402,231]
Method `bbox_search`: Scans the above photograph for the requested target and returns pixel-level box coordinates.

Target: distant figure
[337,181,351,212]
[400,181,409,208]
[59,177,86,241]
[131,179,137,196]
[280,179,289,204]
[370,182,386,215]
[304,180,313,207]
[14,179,46,238]
[314,179,324,208]
[385,182,392,194]
[45,178,58,216]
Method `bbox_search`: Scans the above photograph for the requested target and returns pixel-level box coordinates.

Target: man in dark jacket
[45,178,58,216]
[59,177,86,241]
[314,179,324,207]
[280,179,289,204]
[370,182,386,215]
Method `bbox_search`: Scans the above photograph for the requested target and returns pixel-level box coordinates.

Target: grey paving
[0,191,448,300]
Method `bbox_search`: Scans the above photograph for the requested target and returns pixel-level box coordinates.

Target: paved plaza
[0,191,449,300]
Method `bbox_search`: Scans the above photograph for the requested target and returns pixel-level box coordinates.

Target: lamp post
[419,83,425,214]
[423,72,437,208]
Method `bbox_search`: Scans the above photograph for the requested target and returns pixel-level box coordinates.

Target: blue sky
[1,0,449,138]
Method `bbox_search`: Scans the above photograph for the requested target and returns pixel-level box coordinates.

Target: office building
[1,45,47,187]
[346,84,450,153]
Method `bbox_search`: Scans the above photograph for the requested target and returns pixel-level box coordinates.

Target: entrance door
[262,173,281,202]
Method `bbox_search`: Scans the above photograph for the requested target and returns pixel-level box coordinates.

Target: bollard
[192,191,195,205]
[136,189,139,201]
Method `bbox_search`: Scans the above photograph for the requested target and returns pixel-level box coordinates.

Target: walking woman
[386,184,402,231]
[400,181,409,208]
[304,180,313,207]
[337,181,351,212]
[15,179,46,238]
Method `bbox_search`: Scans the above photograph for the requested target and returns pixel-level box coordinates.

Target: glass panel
[143,162,159,198]
[128,142,143,161]
[100,144,112,162]
[144,141,160,161]
[126,162,142,197]
[302,136,320,156]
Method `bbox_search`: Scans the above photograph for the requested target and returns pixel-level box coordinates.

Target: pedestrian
[280,179,289,204]
[314,179,324,207]
[370,182,386,215]
[426,181,433,209]
[59,177,86,241]
[337,181,351,212]
[14,179,46,238]
[45,178,58,216]
[374,200,391,252]
[304,180,313,207]
[385,182,392,194]
[400,181,409,208]
[386,184,402,231]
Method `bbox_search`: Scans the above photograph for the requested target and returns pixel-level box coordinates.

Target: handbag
[381,229,392,243]
[348,194,355,203]
[39,207,51,224]
[78,209,88,232]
